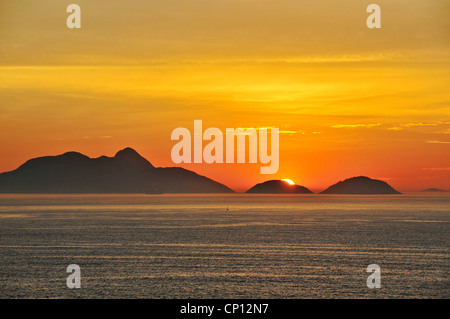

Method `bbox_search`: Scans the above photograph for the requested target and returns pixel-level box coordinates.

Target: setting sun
[282,179,295,185]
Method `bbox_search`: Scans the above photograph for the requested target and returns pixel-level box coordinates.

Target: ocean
[0,194,448,298]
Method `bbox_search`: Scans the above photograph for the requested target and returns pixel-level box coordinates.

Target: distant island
[0,149,406,195]
[246,180,313,194]
[320,176,401,194]
[0,148,234,194]
[422,188,447,192]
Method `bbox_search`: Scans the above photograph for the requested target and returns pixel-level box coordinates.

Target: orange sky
[1,0,449,192]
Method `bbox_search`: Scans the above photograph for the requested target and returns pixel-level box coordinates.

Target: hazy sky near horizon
[1,0,449,191]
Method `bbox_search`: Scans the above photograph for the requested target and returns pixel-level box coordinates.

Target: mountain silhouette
[422,188,447,192]
[114,147,155,169]
[320,176,401,194]
[0,148,234,194]
[246,180,313,194]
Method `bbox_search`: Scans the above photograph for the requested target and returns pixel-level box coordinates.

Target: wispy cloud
[423,167,450,171]
[203,127,303,136]
[426,140,450,144]
[239,128,304,135]
[331,123,382,129]
[251,54,396,64]
[403,123,440,127]
[389,122,450,131]
[83,136,113,139]
[436,128,450,135]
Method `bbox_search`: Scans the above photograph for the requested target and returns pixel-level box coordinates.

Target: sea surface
[0,194,448,299]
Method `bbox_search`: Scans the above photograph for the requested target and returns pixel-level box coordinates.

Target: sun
[282,179,295,185]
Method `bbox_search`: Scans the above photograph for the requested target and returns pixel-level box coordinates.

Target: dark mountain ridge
[246,180,313,194]
[422,188,447,192]
[0,148,233,194]
[320,176,401,194]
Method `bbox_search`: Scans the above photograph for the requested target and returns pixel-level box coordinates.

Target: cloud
[402,123,440,127]
[331,123,382,128]
[255,127,304,135]
[204,127,303,136]
[389,122,450,131]
[251,54,396,64]
[422,167,450,171]
[83,136,113,139]
[279,130,304,135]
[437,129,450,135]
[426,140,450,144]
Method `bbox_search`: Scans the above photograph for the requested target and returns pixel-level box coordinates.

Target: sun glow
[282,179,295,185]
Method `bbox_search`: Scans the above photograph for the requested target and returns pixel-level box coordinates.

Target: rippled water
[0,194,448,298]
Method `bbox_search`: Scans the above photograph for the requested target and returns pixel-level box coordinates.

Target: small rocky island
[320,176,401,194]
[422,188,447,192]
[246,180,313,194]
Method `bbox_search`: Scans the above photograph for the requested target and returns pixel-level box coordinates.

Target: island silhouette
[0,148,403,194]
[0,148,233,194]
[246,180,313,194]
[320,176,401,194]
[422,188,447,192]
